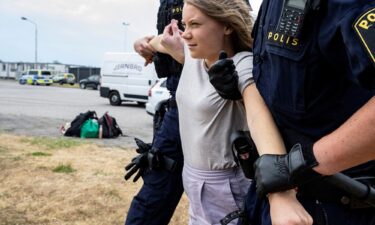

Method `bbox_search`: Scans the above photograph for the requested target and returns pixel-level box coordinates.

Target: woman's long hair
[184,0,253,53]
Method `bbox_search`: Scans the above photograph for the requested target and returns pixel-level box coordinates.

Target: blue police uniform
[245,0,375,224]
[125,0,184,224]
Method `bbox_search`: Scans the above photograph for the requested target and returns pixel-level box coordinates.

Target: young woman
[146,0,313,224]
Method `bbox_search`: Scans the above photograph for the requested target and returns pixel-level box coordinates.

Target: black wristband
[302,143,319,168]
[291,143,322,186]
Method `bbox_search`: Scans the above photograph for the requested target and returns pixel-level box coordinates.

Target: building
[0,61,100,82]
[69,66,101,82]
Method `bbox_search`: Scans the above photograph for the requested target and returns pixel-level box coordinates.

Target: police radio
[276,0,310,38]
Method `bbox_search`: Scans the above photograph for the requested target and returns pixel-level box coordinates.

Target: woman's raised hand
[160,19,185,63]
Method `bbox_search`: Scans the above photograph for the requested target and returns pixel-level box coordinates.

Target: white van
[100,52,158,106]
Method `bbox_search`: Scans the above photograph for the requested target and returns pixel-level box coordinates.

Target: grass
[12,156,22,161]
[93,170,110,176]
[0,133,189,225]
[51,83,79,89]
[105,190,122,200]
[53,164,75,173]
[0,145,8,153]
[0,207,31,225]
[31,151,52,157]
[21,137,82,150]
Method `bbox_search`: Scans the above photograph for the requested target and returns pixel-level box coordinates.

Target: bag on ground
[64,110,97,137]
[80,118,99,138]
[99,112,123,138]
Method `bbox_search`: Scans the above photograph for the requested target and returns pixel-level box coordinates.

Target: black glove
[124,138,176,182]
[207,51,242,100]
[124,138,152,182]
[254,143,322,197]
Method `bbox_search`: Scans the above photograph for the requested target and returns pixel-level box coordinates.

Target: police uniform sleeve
[322,1,375,90]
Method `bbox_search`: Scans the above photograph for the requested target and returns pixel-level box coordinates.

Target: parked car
[79,74,101,90]
[18,69,53,85]
[20,69,52,77]
[146,78,170,115]
[52,73,76,85]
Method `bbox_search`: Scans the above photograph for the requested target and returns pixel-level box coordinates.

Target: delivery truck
[100,52,158,106]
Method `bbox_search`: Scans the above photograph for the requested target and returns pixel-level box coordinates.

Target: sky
[0,0,261,67]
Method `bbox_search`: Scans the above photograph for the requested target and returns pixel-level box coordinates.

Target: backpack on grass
[99,112,123,138]
[64,110,97,137]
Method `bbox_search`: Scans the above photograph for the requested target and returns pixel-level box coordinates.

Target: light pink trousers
[182,164,251,225]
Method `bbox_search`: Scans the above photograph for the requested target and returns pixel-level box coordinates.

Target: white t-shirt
[176,46,254,170]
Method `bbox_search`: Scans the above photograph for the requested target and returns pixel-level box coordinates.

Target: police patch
[353,7,375,66]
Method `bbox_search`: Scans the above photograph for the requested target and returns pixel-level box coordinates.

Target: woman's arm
[133,35,156,66]
[149,19,185,64]
[243,84,313,225]
[148,35,168,54]
[242,84,285,155]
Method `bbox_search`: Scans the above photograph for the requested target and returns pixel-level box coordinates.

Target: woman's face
[181,3,231,65]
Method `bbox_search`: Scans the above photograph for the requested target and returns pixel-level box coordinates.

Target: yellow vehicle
[52,73,76,85]
[19,69,53,85]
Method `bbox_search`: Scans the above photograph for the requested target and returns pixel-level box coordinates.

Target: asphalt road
[0,79,154,148]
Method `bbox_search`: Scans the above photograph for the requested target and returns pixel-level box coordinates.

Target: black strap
[162,155,177,172]
[220,209,245,225]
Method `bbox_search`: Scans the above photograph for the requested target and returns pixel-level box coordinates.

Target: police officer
[123,0,184,224]
[246,0,375,224]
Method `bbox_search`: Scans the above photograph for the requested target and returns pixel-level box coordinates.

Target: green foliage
[31,152,52,157]
[52,164,75,173]
[21,137,82,150]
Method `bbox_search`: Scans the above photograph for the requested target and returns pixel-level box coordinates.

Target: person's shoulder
[321,1,374,41]
[326,0,374,17]
[163,0,183,5]
[325,0,375,68]
[323,1,375,31]
[233,51,253,66]
[327,0,372,7]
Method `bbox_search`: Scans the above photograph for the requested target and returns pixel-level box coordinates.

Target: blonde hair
[184,0,253,53]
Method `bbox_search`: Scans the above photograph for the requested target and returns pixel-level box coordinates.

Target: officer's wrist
[302,143,319,168]
[267,189,297,201]
[289,143,322,185]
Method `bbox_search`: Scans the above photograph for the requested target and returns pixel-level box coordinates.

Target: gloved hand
[124,138,152,182]
[254,143,321,197]
[207,51,242,100]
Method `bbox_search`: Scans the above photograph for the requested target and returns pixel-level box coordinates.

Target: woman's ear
[224,25,233,35]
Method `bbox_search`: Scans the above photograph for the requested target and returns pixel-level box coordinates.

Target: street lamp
[122,22,130,52]
[21,17,38,65]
